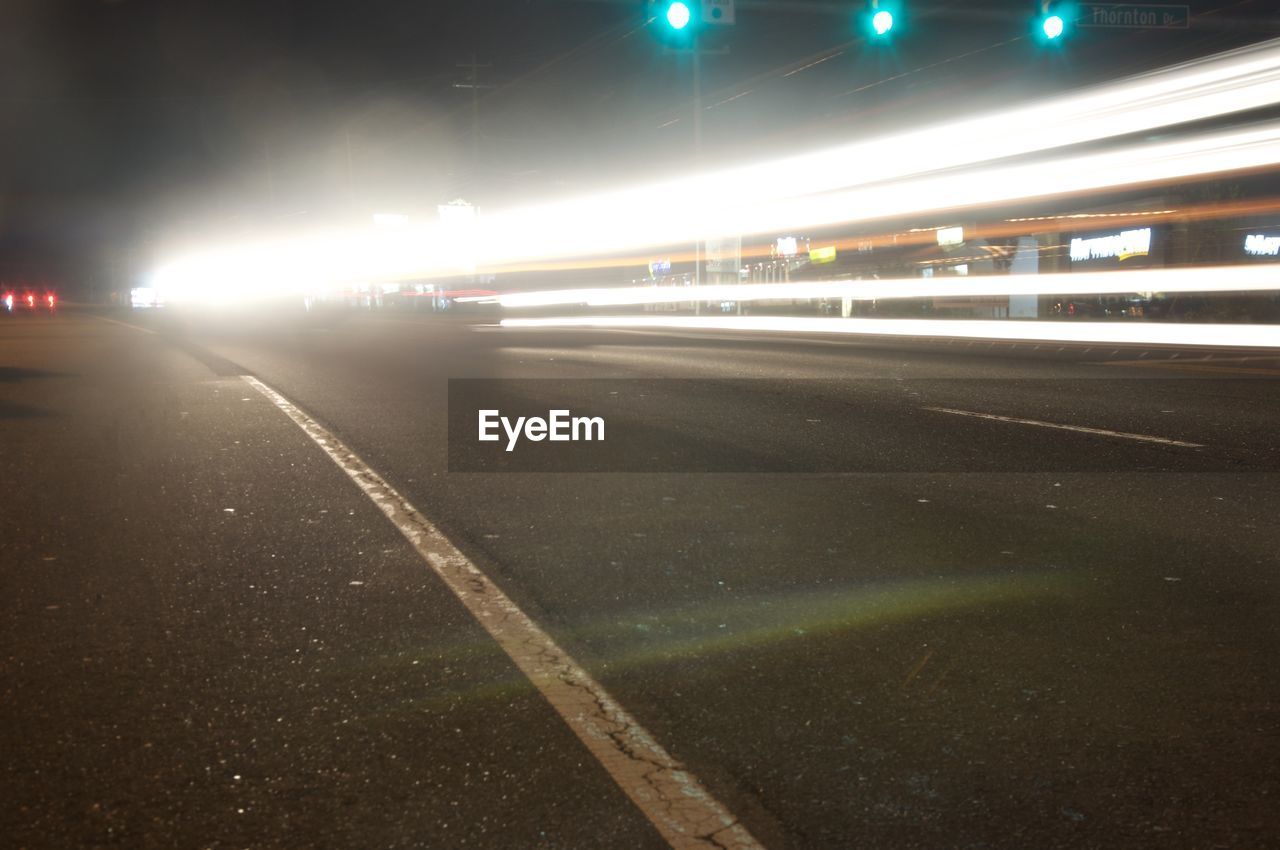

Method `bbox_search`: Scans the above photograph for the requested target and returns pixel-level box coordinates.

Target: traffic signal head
[649,0,696,31]
[665,1,692,30]
[1035,3,1075,42]
[865,1,901,40]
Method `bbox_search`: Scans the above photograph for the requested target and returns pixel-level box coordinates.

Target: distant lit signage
[1070,227,1151,262]
[437,200,478,274]
[438,199,476,223]
[648,259,672,278]
[1244,234,1280,257]
[936,226,964,247]
[775,237,798,257]
[130,287,161,309]
[809,246,837,264]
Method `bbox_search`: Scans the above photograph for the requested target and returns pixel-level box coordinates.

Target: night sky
[0,0,1275,290]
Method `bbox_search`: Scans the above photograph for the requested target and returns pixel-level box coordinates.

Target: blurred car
[4,290,57,313]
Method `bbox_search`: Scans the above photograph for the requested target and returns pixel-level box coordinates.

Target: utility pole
[454,54,494,195]
[344,127,354,215]
[692,32,702,313]
[655,2,734,314]
[691,34,703,155]
[265,138,275,206]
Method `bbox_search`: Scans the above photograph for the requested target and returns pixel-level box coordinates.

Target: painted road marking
[241,375,762,850]
[921,406,1205,448]
[1102,360,1280,376]
[91,314,157,334]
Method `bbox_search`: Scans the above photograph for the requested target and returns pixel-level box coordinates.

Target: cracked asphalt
[2,307,1277,849]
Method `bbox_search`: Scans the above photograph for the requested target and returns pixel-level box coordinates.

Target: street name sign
[1079,3,1190,29]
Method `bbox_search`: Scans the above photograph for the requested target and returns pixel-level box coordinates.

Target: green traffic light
[666,1,692,30]
[866,2,900,40]
[1042,13,1065,38]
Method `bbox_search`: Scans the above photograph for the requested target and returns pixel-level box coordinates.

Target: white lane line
[91,314,157,334]
[241,375,762,850]
[921,406,1205,448]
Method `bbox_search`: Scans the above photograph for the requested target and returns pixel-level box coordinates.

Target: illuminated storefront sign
[1070,227,1151,262]
[775,236,799,257]
[648,259,672,278]
[936,226,964,247]
[1244,233,1280,256]
[809,246,837,264]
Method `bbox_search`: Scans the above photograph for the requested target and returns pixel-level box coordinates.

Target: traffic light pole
[692,32,702,314]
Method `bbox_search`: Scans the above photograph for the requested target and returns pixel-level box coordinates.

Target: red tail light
[26,294,35,308]
[47,294,56,308]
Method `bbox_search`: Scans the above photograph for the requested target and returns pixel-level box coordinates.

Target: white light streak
[479,38,1280,265]
[148,38,1280,302]
[499,315,1280,348]
[693,122,1280,253]
[480,265,1280,309]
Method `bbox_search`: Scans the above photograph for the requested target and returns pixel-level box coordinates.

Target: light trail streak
[498,315,1280,349]
[479,38,1280,265]
[148,39,1280,304]
[471,196,1280,278]
[152,118,1280,307]
[591,116,1280,262]
[465,265,1280,309]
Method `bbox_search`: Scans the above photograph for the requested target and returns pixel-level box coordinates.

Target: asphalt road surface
[3,307,1277,849]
